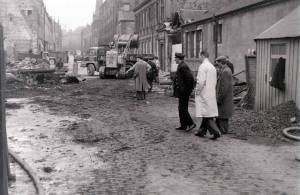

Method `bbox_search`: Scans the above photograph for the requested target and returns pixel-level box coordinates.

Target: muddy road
[6,78,300,194]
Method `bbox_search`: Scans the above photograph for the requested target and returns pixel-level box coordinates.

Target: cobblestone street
[6,78,300,194]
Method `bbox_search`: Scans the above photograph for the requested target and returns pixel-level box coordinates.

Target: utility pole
[0,24,9,195]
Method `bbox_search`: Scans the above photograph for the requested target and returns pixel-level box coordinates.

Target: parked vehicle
[99,34,139,79]
[81,46,109,76]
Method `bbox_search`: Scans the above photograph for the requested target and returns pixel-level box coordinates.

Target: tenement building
[134,0,214,72]
[81,25,92,52]
[92,0,136,46]
[0,0,62,61]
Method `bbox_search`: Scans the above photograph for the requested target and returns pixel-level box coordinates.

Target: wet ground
[5,69,300,194]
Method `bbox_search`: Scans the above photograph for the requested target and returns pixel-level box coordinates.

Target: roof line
[255,36,300,40]
[182,0,284,27]
[180,8,209,12]
[133,0,155,12]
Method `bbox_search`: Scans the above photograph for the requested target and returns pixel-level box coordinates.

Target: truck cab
[82,46,109,76]
[99,34,139,79]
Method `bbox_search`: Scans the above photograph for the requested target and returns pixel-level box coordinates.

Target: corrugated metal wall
[255,38,300,111]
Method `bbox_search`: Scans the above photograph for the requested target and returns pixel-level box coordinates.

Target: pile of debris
[5,57,84,86]
[6,57,51,72]
[231,101,298,142]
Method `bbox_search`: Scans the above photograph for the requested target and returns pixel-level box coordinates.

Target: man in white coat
[194,51,221,140]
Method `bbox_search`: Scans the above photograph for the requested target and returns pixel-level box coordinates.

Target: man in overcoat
[194,51,221,140]
[215,56,234,134]
[173,53,196,131]
[126,56,151,100]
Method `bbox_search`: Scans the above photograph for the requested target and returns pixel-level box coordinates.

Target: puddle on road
[6,97,110,195]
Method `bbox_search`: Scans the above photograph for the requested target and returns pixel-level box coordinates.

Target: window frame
[185,28,203,59]
[213,22,222,44]
[160,0,165,21]
[269,42,287,82]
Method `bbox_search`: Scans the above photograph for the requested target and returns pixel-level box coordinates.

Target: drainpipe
[213,14,218,60]
[151,26,154,54]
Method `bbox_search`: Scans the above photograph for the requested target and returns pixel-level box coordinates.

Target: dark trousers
[199,118,220,135]
[216,118,229,134]
[178,94,194,127]
[136,91,145,100]
[147,79,153,92]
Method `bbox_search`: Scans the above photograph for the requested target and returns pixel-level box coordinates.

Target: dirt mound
[231,101,298,142]
[66,121,111,144]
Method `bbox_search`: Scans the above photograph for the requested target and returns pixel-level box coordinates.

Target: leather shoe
[185,123,196,132]
[210,133,221,140]
[175,126,186,130]
[195,131,206,137]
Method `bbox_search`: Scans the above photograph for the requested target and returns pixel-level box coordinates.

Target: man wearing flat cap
[214,55,233,134]
[173,52,196,131]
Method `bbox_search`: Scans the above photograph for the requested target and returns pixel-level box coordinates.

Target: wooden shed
[255,6,300,111]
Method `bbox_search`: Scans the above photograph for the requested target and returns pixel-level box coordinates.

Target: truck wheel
[99,71,105,79]
[117,67,126,79]
[87,64,95,76]
[99,66,106,79]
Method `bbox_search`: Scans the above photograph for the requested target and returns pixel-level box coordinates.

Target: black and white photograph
[0,0,300,194]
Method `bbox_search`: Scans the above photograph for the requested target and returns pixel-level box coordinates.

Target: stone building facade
[81,25,92,52]
[62,27,83,52]
[181,0,300,80]
[134,0,210,72]
[92,0,136,46]
[0,0,62,61]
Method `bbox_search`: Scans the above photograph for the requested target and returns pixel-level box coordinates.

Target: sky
[43,0,97,31]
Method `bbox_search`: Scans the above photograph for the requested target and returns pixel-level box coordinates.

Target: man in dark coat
[145,57,158,92]
[215,56,234,134]
[174,53,196,131]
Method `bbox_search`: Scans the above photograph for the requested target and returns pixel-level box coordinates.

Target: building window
[156,2,159,24]
[190,31,195,58]
[269,43,286,90]
[213,23,222,44]
[160,0,165,21]
[185,29,203,58]
[185,32,188,57]
[150,3,155,26]
[143,12,146,29]
[196,30,203,58]
[186,32,190,57]
[123,4,130,11]
[135,15,138,32]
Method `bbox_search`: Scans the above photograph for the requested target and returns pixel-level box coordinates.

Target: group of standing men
[173,51,234,140]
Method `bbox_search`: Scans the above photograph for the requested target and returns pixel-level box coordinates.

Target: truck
[81,46,109,76]
[99,34,139,79]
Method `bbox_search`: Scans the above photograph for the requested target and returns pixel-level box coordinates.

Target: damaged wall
[0,0,62,62]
